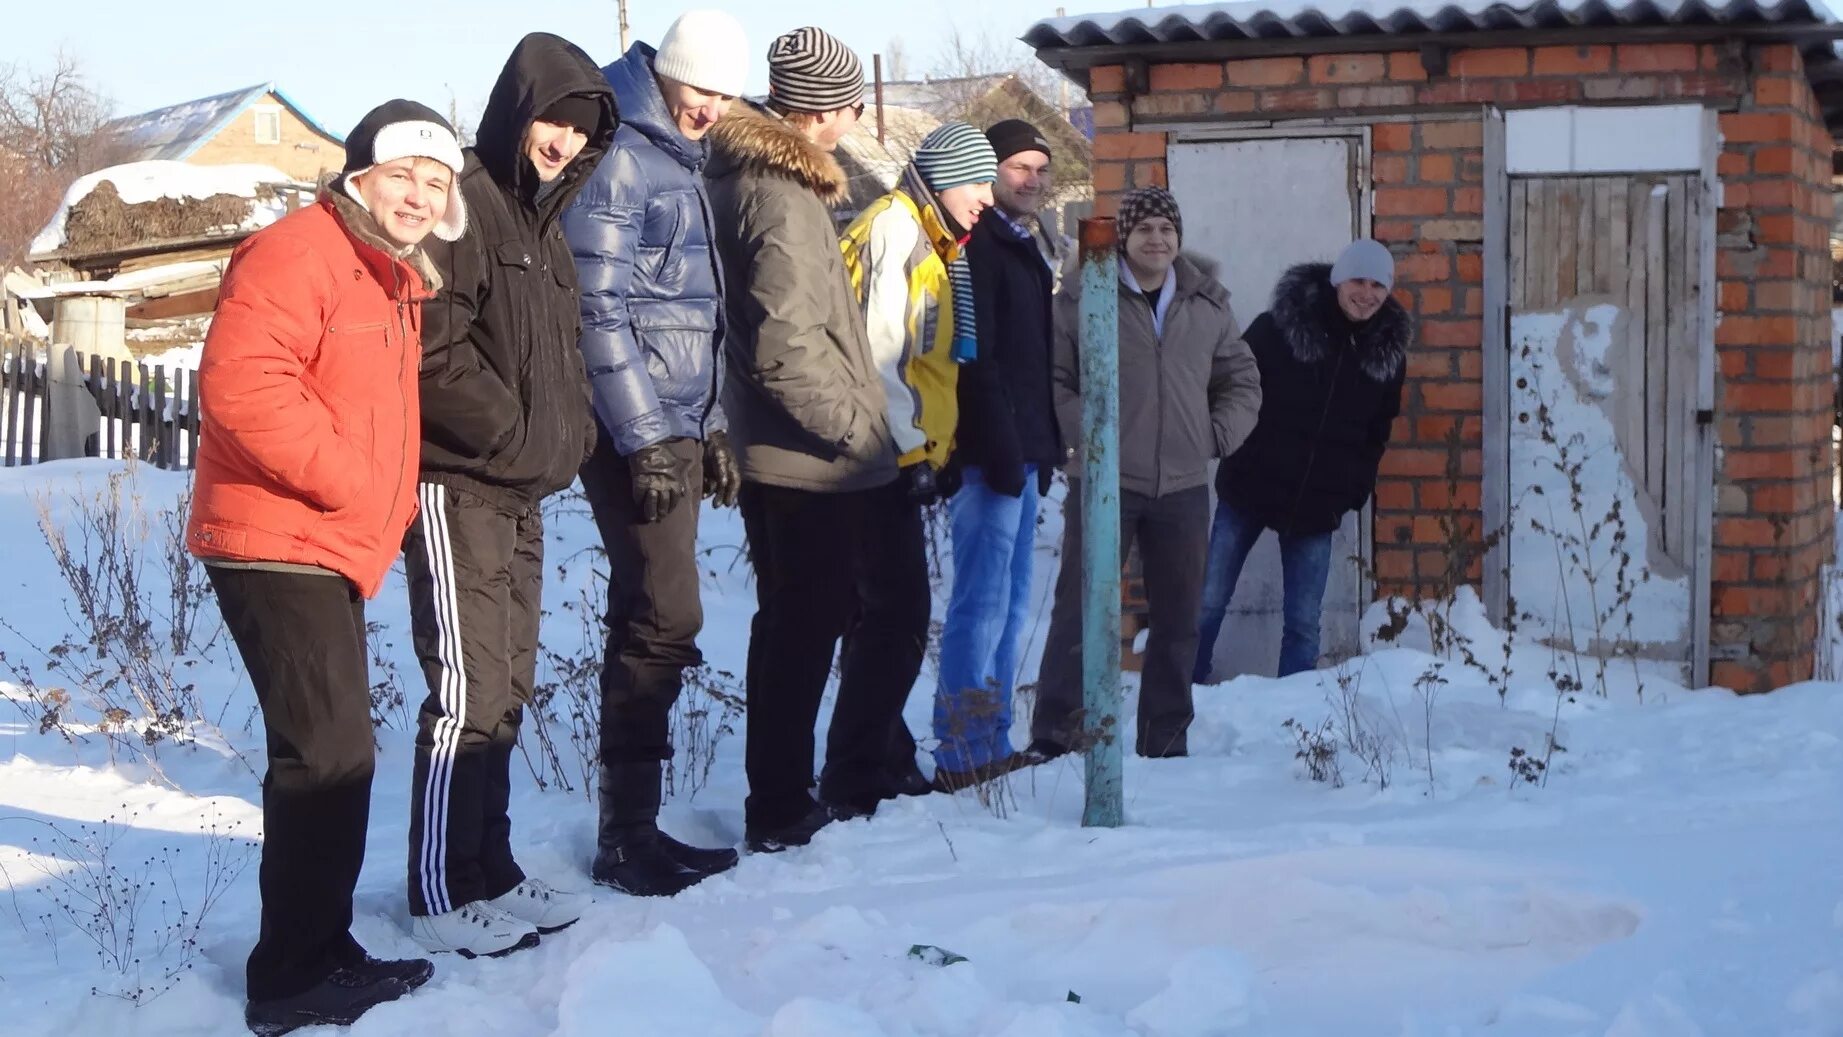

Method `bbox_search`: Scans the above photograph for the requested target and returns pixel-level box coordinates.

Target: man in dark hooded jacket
[1194,239,1410,681]
[404,31,614,957]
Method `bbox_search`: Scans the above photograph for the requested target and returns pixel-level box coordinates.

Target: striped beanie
[1117,186,1182,250]
[912,122,998,193]
[767,27,864,113]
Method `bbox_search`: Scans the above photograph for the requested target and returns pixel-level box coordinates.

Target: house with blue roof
[106,83,343,183]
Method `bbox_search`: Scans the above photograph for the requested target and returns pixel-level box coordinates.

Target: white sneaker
[410,901,539,959]
[487,877,587,934]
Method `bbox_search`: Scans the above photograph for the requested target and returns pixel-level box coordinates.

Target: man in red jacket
[187,99,466,1036]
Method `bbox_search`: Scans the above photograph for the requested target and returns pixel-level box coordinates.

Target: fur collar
[322,184,442,293]
[708,102,848,206]
[1269,262,1410,383]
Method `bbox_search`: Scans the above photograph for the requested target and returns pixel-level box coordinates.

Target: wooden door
[1169,136,1367,680]
[1506,175,1704,675]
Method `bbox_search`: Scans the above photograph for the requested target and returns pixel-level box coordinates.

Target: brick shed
[1026,0,1843,691]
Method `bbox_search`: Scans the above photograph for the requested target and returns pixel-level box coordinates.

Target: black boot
[591,823,709,897]
[592,762,732,894]
[656,830,739,876]
[245,956,433,1036]
[745,797,836,854]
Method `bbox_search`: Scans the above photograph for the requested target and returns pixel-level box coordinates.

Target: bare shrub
[1,807,254,1004]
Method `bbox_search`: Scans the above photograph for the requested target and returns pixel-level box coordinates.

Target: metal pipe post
[1077,217,1123,828]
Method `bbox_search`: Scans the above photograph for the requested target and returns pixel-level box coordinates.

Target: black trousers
[740,479,928,829]
[403,482,541,917]
[579,435,705,824]
[1033,484,1210,757]
[210,566,374,1002]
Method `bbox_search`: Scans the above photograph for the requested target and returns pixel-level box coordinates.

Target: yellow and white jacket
[839,175,963,470]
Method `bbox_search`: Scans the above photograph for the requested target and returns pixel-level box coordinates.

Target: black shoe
[592,825,710,897]
[932,752,1027,793]
[819,796,877,822]
[882,757,934,799]
[656,829,740,877]
[245,956,433,1036]
[745,801,835,854]
[1021,738,1068,765]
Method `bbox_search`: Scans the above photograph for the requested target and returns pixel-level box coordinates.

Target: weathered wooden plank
[1574,178,1596,296]
[1666,176,1697,562]
[2,353,17,467]
[20,354,40,465]
[1509,179,1528,309]
[1643,180,1669,500]
[103,358,118,460]
[184,366,201,469]
[1482,109,1512,628]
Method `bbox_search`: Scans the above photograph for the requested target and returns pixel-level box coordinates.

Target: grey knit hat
[767,27,864,113]
[1330,238,1396,291]
[911,122,998,193]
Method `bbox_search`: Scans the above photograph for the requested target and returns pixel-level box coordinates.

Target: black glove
[629,441,687,523]
[1037,466,1055,497]
[936,459,964,501]
[903,461,939,504]
[703,430,740,508]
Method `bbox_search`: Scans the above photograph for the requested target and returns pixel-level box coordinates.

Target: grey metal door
[1168,136,1367,680]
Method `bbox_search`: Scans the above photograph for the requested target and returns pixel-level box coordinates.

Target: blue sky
[0,0,1095,135]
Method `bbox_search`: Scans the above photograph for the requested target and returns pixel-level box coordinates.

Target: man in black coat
[1195,239,1411,680]
[926,120,1065,788]
[403,32,615,956]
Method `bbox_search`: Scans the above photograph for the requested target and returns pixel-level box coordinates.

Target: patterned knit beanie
[767,27,864,113]
[1116,186,1182,251]
[912,122,998,193]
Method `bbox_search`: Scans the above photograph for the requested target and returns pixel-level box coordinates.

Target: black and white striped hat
[912,122,999,193]
[767,27,865,114]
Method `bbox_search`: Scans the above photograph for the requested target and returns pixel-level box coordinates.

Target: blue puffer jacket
[564,42,726,454]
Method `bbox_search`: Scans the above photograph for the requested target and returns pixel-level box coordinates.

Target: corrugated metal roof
[108,83,343,163]
[1024,0,1834,48]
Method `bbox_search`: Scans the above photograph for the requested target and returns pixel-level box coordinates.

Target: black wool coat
[955,211,1062,495]
[1217,262,1411,536]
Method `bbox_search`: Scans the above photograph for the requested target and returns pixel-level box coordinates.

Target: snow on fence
[0,341,200,470]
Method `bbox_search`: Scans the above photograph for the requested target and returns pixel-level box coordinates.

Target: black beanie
[986,119,1051,165]
[540,95,604,135]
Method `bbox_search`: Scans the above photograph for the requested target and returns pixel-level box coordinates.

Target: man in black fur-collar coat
[1195,239,1412,681]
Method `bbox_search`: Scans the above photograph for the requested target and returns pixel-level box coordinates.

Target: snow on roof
[1024,0,1834,48]
[30,160,305,257]
[31,259,227,299]
[108,83,343,163]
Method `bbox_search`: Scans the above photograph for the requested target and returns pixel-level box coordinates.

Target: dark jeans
[209,566,374,1002]
[1033,484,1210,757]
[1193,497,1335,681]
[403,482,541,916]
[579,434,705,824]
[740,478,927,828]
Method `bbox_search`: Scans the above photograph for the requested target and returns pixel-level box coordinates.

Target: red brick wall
[1086,41,1834,691]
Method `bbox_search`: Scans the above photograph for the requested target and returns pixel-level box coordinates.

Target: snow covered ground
[0,460,1838,1036]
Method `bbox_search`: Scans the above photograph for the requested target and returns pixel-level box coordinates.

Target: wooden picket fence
[0,343,201,470]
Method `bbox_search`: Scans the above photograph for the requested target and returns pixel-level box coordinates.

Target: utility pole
[1077,216,1123,829]
[618,0,631,51]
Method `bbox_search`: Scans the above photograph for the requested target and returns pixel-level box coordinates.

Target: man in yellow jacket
[838,121,996,799]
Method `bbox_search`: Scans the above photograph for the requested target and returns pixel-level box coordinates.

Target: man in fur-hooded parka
[1216,253,1410,537]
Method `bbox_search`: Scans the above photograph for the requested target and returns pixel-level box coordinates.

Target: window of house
[253,106,282,145]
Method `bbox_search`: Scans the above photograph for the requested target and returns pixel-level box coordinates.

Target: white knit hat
[654,10,750,98]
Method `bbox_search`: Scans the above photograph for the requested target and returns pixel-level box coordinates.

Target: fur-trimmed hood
[321,183,442,293]
[707,101,848,207]
[1269,262,1410,383]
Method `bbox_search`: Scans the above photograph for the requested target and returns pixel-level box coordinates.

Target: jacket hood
[604,42,706,173]
[1270,262,1411,382]
[475,32,617,209]
[320,184,441,293]
[707,101,848,206]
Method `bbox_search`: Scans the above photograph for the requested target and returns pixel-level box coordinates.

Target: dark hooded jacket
[1217,262,1411,536]
[563,43,727,455]
[418,32,617,508]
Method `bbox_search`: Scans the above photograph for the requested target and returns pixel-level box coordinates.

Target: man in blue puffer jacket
[562,9,747,898]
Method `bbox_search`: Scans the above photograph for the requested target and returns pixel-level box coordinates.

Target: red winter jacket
[187,191,438,598]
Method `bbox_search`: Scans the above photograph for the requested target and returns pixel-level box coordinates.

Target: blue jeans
[1193,498,1335,681]
[934,465,1039,773]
